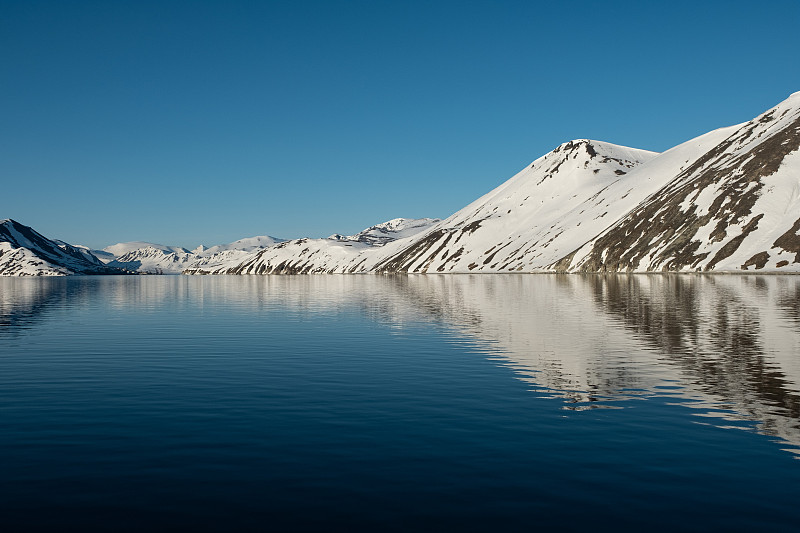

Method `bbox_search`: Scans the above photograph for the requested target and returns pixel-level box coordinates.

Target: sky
[2,0,799,249]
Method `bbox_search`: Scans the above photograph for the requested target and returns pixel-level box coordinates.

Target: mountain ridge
[4,91,799,276]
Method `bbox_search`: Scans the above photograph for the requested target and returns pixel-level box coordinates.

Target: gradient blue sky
[3,0,799,249]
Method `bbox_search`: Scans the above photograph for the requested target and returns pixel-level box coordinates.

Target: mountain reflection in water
[1,274,799,458]
[385,274,800,457]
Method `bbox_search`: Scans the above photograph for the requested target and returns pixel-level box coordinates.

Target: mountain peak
[550,139,600,159]
[555,138,593,150]
[554,139,658,159]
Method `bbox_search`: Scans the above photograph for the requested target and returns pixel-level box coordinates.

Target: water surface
[1,275,799,531]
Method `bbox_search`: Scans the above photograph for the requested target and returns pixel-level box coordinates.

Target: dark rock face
[742,251,770,270]
[773,217,800,264]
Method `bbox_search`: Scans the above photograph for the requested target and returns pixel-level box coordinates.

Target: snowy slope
[0,219,125,276]
[564,91,800,272]
[52,240,106,266]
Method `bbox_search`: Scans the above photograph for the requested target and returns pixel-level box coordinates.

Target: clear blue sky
[2,0,799,249]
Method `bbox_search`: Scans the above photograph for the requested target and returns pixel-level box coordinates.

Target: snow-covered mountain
[103,241,191,258]
[107,246,196,274]
[372,139,663,273]
[199,90,800,275]
[404,91,800,273]
[0,219,126,276]
[106,235,285,274]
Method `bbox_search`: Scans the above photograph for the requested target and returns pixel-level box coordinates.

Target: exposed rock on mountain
[563,93,800,272]
[0,219,126,276]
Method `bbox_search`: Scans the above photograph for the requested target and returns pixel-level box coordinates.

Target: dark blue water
[1,275,799,531]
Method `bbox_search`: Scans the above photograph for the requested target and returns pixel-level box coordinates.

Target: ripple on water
[1,274,800,531]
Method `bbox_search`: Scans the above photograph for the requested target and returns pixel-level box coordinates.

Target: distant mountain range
[101,235,286,274]
[3,91,799,276]
[0,218,438,276]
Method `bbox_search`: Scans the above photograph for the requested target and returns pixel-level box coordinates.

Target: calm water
[1,274,800,531]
